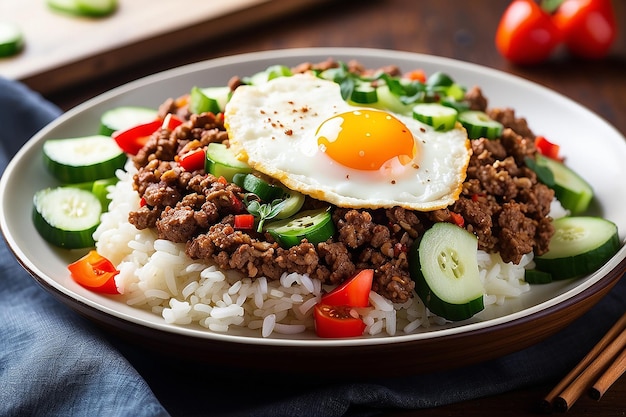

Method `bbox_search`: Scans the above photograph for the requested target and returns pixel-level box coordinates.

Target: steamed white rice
[94,162,556,337]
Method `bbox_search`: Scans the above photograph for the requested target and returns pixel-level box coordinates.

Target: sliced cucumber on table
[99,106,158,136]
[33,187,102,249]
[533,216,619,280]
[47,0,118,17]
[409,222,485,321]
[43,135,127,183]
[0,21,24,58]
[525,154,593,215]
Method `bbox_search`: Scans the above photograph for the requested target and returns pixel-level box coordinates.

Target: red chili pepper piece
[234,214,256,230]
[179,148,206,172]
[68,250,120,294]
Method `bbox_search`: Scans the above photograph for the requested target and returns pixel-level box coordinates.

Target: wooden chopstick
[589,346,626,401]
[540,311,626,413]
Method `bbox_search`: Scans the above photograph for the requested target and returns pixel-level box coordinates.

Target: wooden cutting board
[0,0,327,94]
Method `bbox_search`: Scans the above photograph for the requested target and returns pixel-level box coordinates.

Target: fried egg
[224,73,471,211]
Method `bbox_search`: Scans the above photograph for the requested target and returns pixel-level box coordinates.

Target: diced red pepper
[449,211,465,228]
[535,135,561,160]
[68,250,120,294]
[321,269,373,308]
[404,69,427,83]
[314,304,366,338]
[234,214,255,230]
[112,114,183,155]
[179,148,205,172]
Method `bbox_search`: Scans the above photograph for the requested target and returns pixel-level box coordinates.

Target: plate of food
[2,47,625,376]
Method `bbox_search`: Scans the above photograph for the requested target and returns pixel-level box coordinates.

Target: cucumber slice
[533,216,620,280]
[99,106,157,136]
[524,268,553,284]
[444,83,466,101]
[0,21,24,57]
[372,84,413,115]
[47,0,118,17]
[350,82,378,104]
[66,177,118,211]
[91,177,118,211]
[240,173,284,202]
[526,154,593,215]
[273,188,305,220]
[412,103,458,131]
[409,222,484,321]
[43,135,127,183]
[33,187,102,249]
[245,65,292,85]
[204,143,252,182]
[189,86,231,115]
[458,110,503,139]
[266,207,335,248]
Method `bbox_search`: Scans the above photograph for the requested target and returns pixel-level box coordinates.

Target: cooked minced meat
[126,61,555,303]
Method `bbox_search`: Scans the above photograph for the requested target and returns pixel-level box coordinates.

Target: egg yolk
[316,109,416,171]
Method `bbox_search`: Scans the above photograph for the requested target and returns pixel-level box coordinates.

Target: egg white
[224,73,471,211]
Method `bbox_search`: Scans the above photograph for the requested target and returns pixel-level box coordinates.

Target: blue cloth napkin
[1,76,625,417]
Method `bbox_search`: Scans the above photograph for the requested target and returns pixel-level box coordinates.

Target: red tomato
[535,135,561,160]
[495,0,562,65]
[68,250,120,294]
[552,0,616,59]
[314,304,366,338]
[179,148,205,171]
[321,269,373,308]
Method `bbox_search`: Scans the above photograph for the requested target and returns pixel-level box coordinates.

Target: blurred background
[1,0,624,136]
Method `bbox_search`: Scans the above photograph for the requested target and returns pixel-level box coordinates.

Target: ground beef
[126,59,556,303]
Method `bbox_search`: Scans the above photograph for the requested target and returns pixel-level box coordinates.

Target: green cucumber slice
[524,268,553,284]
[533,216,619,280]
[204,143,252,182]
[0,21,24,57]
[350,82,378,104]
[458,110,503,139]
[266,207,335,248]
[371,84,413,115]
[189,86,231,115]
[409,222,484,321]
[526,154,593,215]
[43,135,127,183]
[245,65,292,85]
[412,103,458,131]
[99,106,157,136]
[91,177,118,211]
[240,173,284,202]
[33,187,102,249]
[273,188,305,220]
[47,0,117,17]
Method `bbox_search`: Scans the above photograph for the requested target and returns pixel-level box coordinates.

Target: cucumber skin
[32,189,101,249]
[533,228,620,280]
[408,233,484,322]
[33,208,98,249]
[43,150,126,184]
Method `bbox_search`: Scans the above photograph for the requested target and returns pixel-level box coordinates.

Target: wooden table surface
[23,0,626,415]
